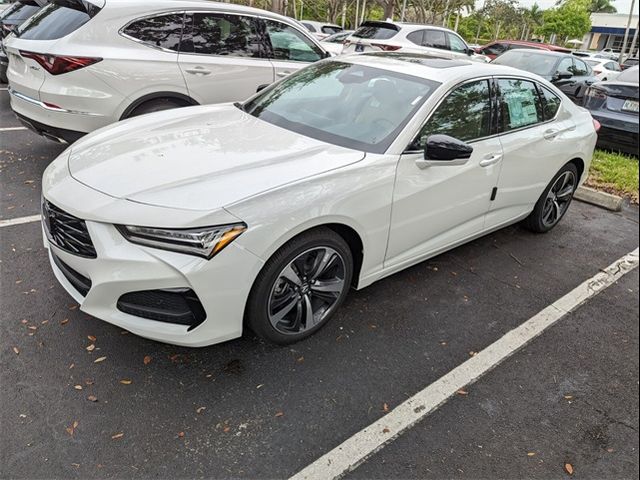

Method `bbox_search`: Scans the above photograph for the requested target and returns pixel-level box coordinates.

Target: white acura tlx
[41,53,598,347]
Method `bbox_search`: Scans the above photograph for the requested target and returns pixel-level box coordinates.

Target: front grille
[52,253,92,297]
[117,289,207,330]
[43,200,96,258]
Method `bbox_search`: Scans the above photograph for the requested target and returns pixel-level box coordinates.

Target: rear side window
[264,20,323,63]
[539,86,561,120]
[122,14,184,52]
[498,79,543,131]
[352,22,398,40]
[321,26,341,35]
[301,22,316,33]
[1,1,40,22]
[182,13,263,58]
[17,0,101,40]
[423,29,447,50]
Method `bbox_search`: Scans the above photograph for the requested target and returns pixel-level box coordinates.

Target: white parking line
[0,87,8,91]
[291,248,640,480]
[0,214,41,228]
[0,127,27,132]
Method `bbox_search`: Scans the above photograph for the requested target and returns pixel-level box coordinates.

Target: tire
[246,228,353,345]
[127,98,187,118]
[523,162,579,233]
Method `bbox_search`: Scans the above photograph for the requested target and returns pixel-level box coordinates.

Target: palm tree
[522,3,544,40]
[590,0,617,12]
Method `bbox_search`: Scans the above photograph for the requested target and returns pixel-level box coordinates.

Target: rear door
[487,78,574,227]
[178,11,274,104]
[262,19,324,80]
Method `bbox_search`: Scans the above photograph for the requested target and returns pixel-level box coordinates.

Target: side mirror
[554,70,573,80]
[466,48,474,56]
[416,134,473,169]
[324,50,333,58]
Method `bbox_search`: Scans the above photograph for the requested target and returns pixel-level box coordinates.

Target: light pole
[400,0,408,22]
[618,0,636,63]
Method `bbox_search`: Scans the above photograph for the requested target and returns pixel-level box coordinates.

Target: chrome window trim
[402,74,562,153]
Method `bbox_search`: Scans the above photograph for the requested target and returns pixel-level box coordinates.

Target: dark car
[621,57,638,70]
[0,0,47,83]
[476,40,571,60]
[583,66,639,156]
[492,49,598,103]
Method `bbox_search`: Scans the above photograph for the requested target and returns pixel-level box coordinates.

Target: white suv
[343,20,488,63]
[4,0,328,143]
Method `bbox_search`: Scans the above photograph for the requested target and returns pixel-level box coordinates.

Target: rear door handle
[479,153,503,167]
[543,129,559,140]
[185,67,211,75]
[276,71,292,78]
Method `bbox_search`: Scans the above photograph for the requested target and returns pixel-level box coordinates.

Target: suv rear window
[16,0,101,40]
[352,21,398,40]
[321,26,342,35]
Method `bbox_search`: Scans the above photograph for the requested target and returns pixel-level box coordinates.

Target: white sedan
[42,54,597,347]
[585,58,622,81]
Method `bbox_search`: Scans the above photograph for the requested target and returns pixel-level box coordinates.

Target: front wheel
[246,228,353,345]
[523,163,579,233]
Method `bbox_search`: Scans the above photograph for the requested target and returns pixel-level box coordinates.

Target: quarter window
[539,86,561,120]
[422,29,447,50]
[122,14,184,52]
[413,80,492,146]
[264,20,323,62]
[498,79,543,132]
[183,13,263,57]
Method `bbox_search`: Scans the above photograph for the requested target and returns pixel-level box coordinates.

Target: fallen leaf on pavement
[296,356,304,363]
[383,403,389,413]
[119,379,132,385]
[527,452,536,457]
[196,407,206,414]
[87,335,97,342]
[74,385,83,390]
[143,355,152,365]
[178,432,185,438]
[87,395,98,402]
[223,426,231,433]
[275,411,284,417]
[86,344,95,352]
[456,389,469,396]
[66,420,79,436]
[382,427,390,433]
[111,433,124,440]
[94,357,107,363]
[60,319,69,325]
[564,463,574,475]
[13,347,19,355]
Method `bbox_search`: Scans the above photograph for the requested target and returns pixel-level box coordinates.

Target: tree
[589,0,617,13]
[537,0,592,44]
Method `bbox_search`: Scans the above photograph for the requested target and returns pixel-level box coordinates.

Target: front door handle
[479,153,502,167]
[276,71,292,78]
[185,67,211,75]
[543,129,559,140]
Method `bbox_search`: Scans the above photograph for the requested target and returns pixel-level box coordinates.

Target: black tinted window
[122,14,184,52]
[321,26,342,34]
[17,0,101,40]
[483,43,507,56]
[265,20,322,62]
[539,86,561,120]
[423,29,447,50]
[406,30,423,46]
[415,80,492,145]
[498,79,543,131]
[184,13,262,57]
[2,1,40,22]
[353,22,398,40]
[301,22,315,32]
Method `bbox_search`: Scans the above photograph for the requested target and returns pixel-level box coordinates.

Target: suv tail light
[371,43,401,51]
[592,118,601,133]
[19,51,102,75]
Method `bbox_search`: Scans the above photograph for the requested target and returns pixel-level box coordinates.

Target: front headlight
[116,223,247,259]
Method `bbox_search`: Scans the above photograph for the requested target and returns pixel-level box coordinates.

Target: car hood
[68,104,365,211]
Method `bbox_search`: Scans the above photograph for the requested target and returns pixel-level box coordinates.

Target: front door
[385,79,503,268]
[178,12,274,105]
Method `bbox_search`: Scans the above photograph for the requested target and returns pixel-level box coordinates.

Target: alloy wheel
[268,247,346,335]
[541,171,576,228]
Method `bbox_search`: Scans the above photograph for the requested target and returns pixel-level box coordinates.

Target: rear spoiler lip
[357,20,400,32]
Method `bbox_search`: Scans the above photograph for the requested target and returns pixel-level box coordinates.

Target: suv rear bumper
[15,111,85,143]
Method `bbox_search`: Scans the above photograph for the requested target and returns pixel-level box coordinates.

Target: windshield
[493,50,558,76]
[243,61,440,154]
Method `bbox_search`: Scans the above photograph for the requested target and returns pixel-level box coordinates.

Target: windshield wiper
[233,102,245,112]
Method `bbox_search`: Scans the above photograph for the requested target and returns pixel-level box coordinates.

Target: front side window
[447,33,467,53]
[182,13,262,57]
[423,29,447,50]
[122,14,184,52]
[539,86,561,120]
[413,80,492,146]
[244,61,440,153]
[571,59,589,76]
[493,51,558,77]
[265,20,323,62]
[17,0,102,40]
[556,57,573,75]
[498,79,543,132]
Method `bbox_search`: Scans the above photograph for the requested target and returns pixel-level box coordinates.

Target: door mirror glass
[555,70,573,80]
[424,134,473,161]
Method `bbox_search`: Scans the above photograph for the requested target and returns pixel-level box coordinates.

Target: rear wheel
[127,98,189,118]
[246,228,353,345]
[523,163,579,233]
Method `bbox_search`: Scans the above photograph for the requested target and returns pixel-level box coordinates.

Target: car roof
[301,20,340,27]
[501,49,575,59]
[484,39,570,51]
[339,52,535,83]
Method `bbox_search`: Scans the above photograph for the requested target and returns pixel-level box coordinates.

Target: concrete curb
[575,186,624,212]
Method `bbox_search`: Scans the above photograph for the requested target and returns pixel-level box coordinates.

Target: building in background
[582,13,638,55]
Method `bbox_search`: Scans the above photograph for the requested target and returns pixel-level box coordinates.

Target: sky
[475,0,636,15]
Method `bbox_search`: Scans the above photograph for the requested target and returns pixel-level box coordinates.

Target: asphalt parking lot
[1,85,639,479]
